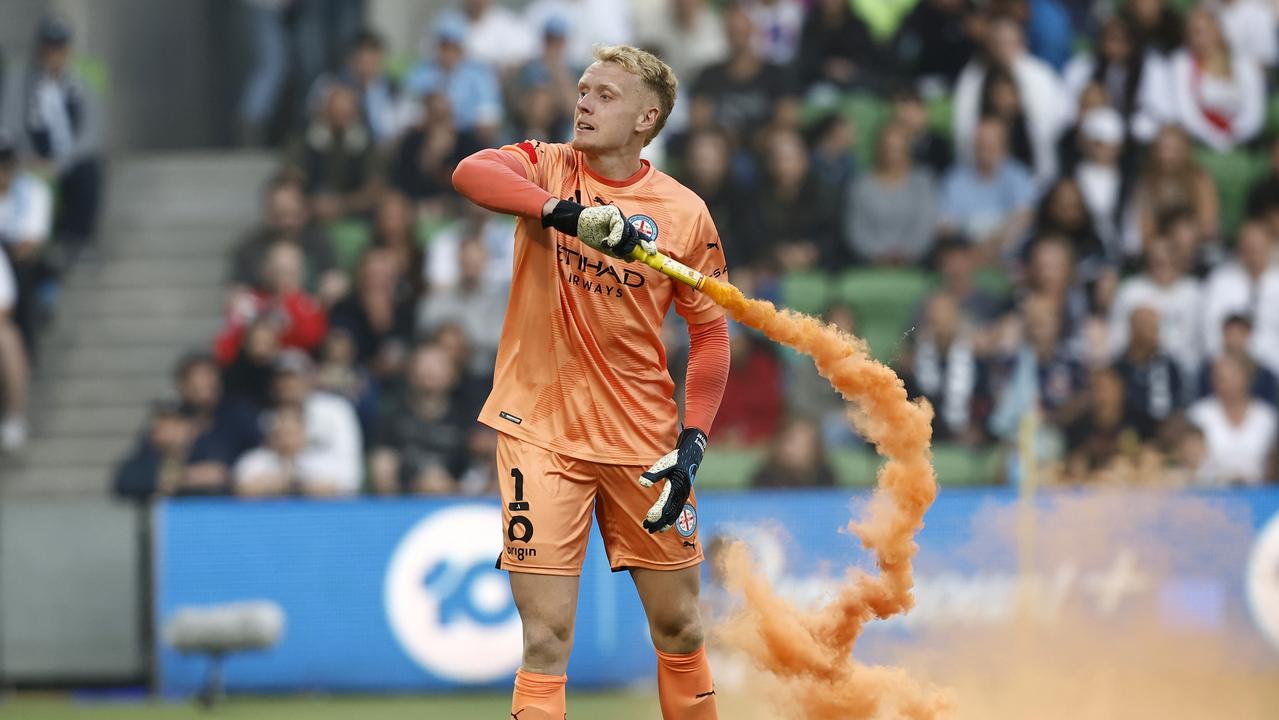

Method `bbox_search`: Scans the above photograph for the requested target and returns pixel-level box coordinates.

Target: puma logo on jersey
[706,241,719,250]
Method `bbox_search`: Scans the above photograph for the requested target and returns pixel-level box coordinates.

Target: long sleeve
[452,148,554,219]
[683,316,730,436]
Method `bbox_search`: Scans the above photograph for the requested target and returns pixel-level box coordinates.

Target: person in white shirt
[953,15,1070,188]
[1214,0,1278,68]
[0,137,46,452]
[1074,107,1126,252]
[1188,355,1277,486]
[1162,7,1265,151]
[634,0,729,86]
[524,0,633,69]
[744,0,805,65]
[1201,220,1279,364]
[443,0,537,70]
[268,349,364,494]
[1109,236,1203,386]
[234,404,349,497]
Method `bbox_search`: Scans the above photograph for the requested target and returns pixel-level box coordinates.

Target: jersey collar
[581,157,652,189]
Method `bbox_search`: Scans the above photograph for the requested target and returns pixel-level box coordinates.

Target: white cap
[1081,107,1124,145]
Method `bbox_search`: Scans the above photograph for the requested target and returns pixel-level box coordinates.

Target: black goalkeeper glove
[638,427,707,533]
[542,200,655,259]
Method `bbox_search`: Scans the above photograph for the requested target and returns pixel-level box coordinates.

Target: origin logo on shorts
[629,214,658,242]
[384,505,521,682]
[675,503,698,538]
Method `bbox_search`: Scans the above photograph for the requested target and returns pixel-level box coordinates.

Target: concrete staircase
[0,152,276,496]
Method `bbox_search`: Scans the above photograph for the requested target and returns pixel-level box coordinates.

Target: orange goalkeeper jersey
[477,140,729,466]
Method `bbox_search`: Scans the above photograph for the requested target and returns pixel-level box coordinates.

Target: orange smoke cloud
[701,279,951,718]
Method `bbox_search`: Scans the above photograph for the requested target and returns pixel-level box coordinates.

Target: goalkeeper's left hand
[638,427,707,533]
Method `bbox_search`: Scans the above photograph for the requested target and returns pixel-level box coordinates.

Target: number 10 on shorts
[506,468,534,546]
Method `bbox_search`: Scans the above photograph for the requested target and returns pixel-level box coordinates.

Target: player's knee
[522,617,574,670]
[649,610,704,654]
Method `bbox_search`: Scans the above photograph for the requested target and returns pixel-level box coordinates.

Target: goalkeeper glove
[542,200,656,259]
[638,427,707,534]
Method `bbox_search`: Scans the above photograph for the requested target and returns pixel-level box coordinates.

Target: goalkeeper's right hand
[542,200,656,260]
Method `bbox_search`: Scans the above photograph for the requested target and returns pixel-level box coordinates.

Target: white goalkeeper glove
[638,428,707,533]
[542,200,657,259]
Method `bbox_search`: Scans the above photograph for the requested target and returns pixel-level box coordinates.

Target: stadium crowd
[105,0,1279,499]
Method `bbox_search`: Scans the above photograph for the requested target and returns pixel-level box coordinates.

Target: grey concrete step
[62,259,227,291]
[44,315,223,346]
[0,466,113,497]
[32,375,171,408]
[38,347,184,379]
[30,404,151,437]
[19,437,132,469]
[59,288,226,318]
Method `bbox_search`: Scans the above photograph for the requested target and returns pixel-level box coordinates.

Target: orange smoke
[701,279,950,719]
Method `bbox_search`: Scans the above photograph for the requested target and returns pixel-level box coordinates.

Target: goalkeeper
[451,45,730,720]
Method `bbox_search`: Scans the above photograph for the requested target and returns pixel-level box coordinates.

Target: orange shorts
[495,432,704,576]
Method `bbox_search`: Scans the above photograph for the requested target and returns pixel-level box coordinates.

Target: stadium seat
[841,93,892,168]
[1195,148,1268,239]
[835,268,935,361]
[698,446,765,491]
[926,94,953,137]
[931,443,1006,486]
[779,270,831,316]
[329,219,373,272]
[832,447,879,488]
[973,267,1012,300]
[73,55,109,96]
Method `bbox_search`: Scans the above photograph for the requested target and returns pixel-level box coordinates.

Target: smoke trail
[701,279,951,719]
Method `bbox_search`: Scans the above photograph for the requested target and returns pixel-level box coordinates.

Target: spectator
[750,415,837,488]
[745,0,805,66]
[989,294,1089,441]
[417,235,507,376]
[517,16,579,118]
[328,247,415,378]
[846,123,937,266]
[979,66,1037,175]
[25,16,103,250]
[215,241,329,366]
[1109,237,1203,382]
[1214,0,1277,69]
[370,191,425,298]
[937,117,1036,263]
[1034,178,1107,280]
[953,14,1068,187]
[1122,0,1183,56]
[230,172,344,304]
[523,0,634,70]
[174,351,262,479]
[1063,15,1161,140]
[691,6,794,142]
[1160,207,1211,279]
[270,348,363,492]
[1162,7,1264,152]
[807,112,857,221]
[754,128,842,271]
[1113,305,1185,441]
[1199,313,1278,404]
[0,250,25,452]
[1188,355,1278,486]
[634,0,728,86]
[0,134,53,353]
[427,320,492,420]
[795,0,878,92]
[114,401,225,500]
[369,342,473,495]
[314,327,379,437]
[900,292,991,444]
[456,425,499,495]
[294,82,381,223]
[234,404,352,497]
[933,239,1007,325]
[426,203,517,289]
[1127,125,1219,255]
[443,0,537,70]
[1073,107,1129,258]
[1023,235,1090,341]
[1064,367,1135,482]
[390,91,478,212]
[308,29,398,146]
[890,87,952,175]
[1201,220,1279,361]
[716,325,783,445]
[237,0,298,146]
[894,0,979,90]
[222,317,281,409]
[786,303,861,446]
[405,18,502,143]
[677,128,761,269]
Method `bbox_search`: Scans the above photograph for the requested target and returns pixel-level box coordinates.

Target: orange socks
[511,669,567,720]
[656,646,719,720]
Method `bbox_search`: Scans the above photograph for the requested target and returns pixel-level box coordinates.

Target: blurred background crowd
[4,0,1279,499]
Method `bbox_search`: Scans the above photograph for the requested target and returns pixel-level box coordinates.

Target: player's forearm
[451,148,555,219]
[683,316,730,436]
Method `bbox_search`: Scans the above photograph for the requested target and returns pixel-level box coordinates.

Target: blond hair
[592,44,678,146]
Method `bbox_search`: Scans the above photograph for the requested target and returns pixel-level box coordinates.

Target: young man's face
[571,62,657,154]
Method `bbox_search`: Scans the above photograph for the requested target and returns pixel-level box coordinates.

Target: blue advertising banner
[153,488,1279,694]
